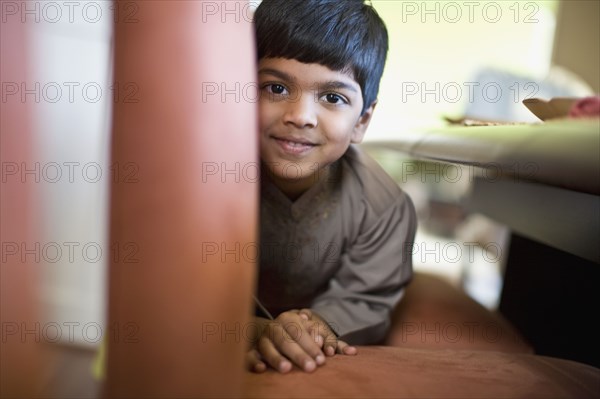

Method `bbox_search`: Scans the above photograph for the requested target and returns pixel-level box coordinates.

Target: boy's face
[258,58,374,194]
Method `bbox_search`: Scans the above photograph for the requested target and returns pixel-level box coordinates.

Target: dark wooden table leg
[499,232,600,368]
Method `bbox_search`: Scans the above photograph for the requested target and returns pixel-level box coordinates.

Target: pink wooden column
[0,6,45,398]
[105,1,258,396]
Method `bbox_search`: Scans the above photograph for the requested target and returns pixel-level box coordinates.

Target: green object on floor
[91,339,106,381]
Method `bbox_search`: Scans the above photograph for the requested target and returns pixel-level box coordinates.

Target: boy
[248,0,417,374]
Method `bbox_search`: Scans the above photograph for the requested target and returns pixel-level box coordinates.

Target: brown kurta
[259,144,417,344]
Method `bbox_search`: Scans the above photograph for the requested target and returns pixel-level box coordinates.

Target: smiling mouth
[272,136,318,155]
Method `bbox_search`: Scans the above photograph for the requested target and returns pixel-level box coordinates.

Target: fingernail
[279,361,291,373]
[316,354,325,365]
[326,346,335,356]
[345,346,358,355]
[304,360,316,372]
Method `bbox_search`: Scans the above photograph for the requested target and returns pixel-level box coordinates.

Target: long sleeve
[311,190,417,344]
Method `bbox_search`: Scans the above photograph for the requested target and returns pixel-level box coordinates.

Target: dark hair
[254,0,388,114]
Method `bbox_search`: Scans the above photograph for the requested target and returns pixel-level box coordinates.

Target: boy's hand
[298,309,357,357]
[246,309,357,374]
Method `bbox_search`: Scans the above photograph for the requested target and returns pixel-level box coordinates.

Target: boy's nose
[282,94,317,129]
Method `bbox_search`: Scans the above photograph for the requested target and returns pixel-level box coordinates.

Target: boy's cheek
[258,104,279,134]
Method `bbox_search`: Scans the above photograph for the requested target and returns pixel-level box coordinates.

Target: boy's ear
[351,100,377,144]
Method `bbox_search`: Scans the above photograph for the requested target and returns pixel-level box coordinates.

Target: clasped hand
[246,309,357,373]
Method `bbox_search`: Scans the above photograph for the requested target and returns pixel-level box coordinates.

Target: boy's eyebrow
[319,80,358,94]
[259,68,359,93]
[259,68,296,83]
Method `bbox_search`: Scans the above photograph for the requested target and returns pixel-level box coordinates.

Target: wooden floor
[37,344,101,398]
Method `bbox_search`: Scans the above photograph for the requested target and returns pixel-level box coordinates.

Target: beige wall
[552,0,600,92]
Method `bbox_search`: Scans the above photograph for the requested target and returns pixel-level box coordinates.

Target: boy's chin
[263,161,332,180]
[265,167,314,183]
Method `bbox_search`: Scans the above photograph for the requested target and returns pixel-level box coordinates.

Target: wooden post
[105,1,258,396]
[0,7,45,398]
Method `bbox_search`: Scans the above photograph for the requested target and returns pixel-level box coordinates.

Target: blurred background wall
[15,1,113,347]
[365,0,598,309]
[552,0,600,93]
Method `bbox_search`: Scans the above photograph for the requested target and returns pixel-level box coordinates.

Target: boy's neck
[263,164,332,201]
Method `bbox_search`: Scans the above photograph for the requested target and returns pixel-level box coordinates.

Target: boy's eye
[321,93,348,105]
[265,84,287,95]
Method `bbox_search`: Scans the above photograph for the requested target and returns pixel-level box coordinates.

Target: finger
[258,336,293,373]
[298,308,312,321]
[245,349,267,373]
[282,320,325,366]
[262,322,318,372]
[322,331,338,357]
[302,320,324,348]
[313,332,324,347]
[303,311,337,356]
[307,326,322,347]
[336,340,358,356]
